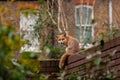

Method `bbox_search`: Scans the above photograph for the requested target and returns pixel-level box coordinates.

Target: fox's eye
[58,39,61,41]
[58,38,64,41]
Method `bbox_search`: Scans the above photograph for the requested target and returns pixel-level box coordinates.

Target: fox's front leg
[59,53,72,69]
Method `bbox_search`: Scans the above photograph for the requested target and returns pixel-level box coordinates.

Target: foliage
[19,52,50,80]
[0,24,26,80]
[32,0,63,59]
[49,46,64,59]
[47,45,65,59]
[19,52,40,73]
[0,1,59,80]
[39,44,65,59]
[95,22,120,43]
[0,24,50,80]
[67,72,78,80]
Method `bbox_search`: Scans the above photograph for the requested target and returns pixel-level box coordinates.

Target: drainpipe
[109,0,112,31]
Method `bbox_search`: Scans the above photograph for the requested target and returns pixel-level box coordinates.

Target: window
[75,5,94,44]
[20,10,40,52]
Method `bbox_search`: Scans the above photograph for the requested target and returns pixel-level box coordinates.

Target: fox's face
[56,34,67,45]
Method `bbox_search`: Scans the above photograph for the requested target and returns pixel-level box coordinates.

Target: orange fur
[57,34,79,69]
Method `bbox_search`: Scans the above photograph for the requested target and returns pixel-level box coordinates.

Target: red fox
[57,34,79,69]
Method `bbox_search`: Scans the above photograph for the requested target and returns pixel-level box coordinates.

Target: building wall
[63,0,120,40]
[94,0,109,40]
[113,0,120,28]
[0,1,18,27]
[0,1,38,29]
[94,0,120,40]
[0,0,120,40]
[63,0,76,37]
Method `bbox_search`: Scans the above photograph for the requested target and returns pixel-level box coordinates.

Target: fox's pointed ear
[63,33,66,37]
[56,35,59,40]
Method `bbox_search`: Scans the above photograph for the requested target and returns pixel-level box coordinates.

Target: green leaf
[12,61,24,72]
[26,71,34,76]
[77,76,82,80]
[94,58,101,66]
[21,52,33,59]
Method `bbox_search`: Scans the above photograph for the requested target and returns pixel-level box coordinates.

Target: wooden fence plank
[68,54,85,64]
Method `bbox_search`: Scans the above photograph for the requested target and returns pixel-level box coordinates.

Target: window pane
[87,8,92,24]
[76,27,80,40]
[75,7,80,25]
[85,27,92,43]
[75,5,93,44]
[81,26,92,44]
[82,7,87,25]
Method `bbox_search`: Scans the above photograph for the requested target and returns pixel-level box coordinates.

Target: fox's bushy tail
[59,53,73,69]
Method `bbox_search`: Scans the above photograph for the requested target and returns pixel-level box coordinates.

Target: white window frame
[75,5,94,38]
[20,10,40,53]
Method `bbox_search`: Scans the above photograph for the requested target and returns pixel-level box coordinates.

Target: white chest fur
[65,47,68,52]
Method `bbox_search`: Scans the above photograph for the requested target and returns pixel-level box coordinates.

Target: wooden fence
[39,59,60,80]
[65,36,120,79]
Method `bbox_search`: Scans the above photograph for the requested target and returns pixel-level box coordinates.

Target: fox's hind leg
[59,53,72,69]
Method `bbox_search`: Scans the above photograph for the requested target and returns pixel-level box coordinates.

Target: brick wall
[113,0,120,28]
[94,0,109,40]
[75,0,94,5]
[0,1,39,29]
[1,0,120,39]
[63,0,76,37]
[0,1,18,27]
[63,0,110,38]
[63,0,120,39]
[94,0,120,40]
